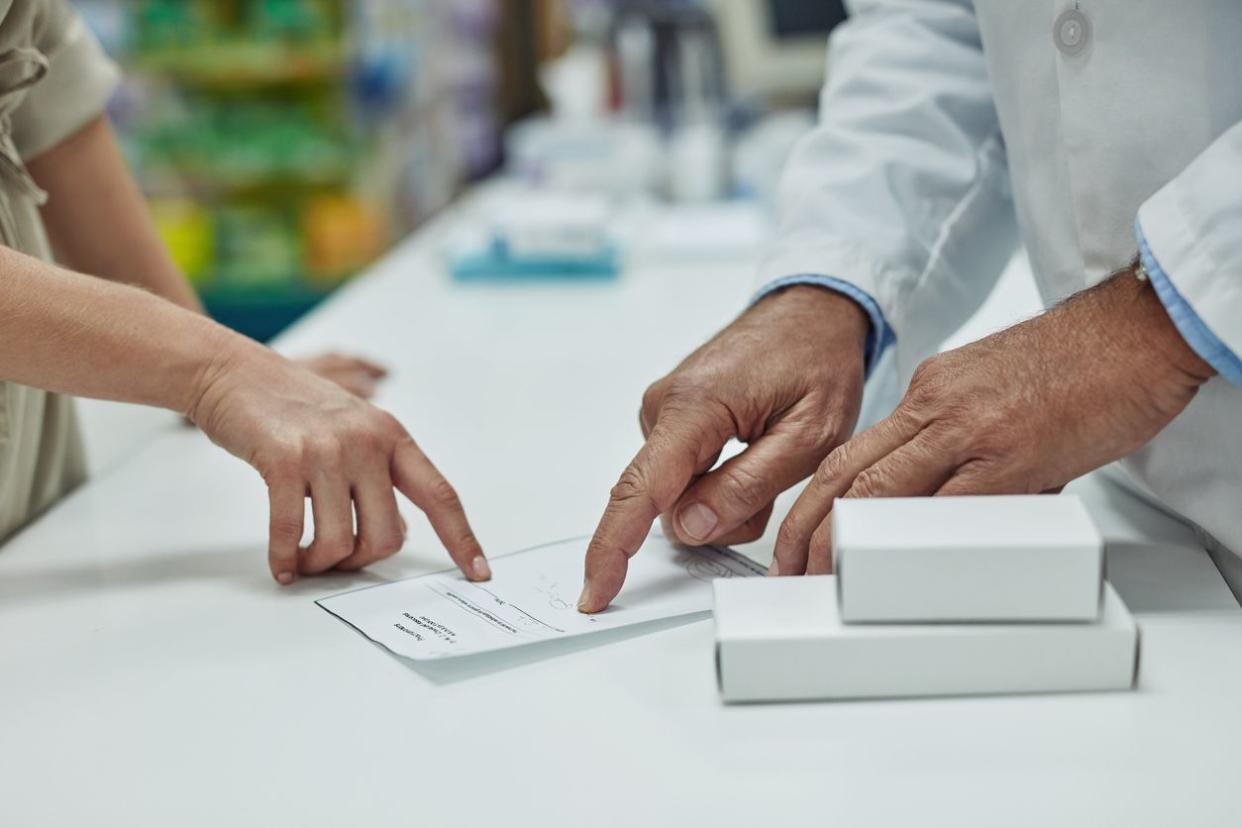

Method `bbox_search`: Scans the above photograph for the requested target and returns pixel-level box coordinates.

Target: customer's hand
[773,267,1216,576]
[188,341,487,585]
[295,352,388,399]
[578,286,871,612]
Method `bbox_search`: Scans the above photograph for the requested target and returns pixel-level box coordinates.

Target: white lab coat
[761,1,1242,573]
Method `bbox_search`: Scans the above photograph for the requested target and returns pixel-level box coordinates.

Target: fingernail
[277,571,296,585]
[471,555,492,581]
[677,503,718,542]
[577,583,594,613]
[766,561,779,577]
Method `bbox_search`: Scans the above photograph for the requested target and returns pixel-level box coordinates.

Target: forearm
[26,116,204,314]
[0,245,251,414]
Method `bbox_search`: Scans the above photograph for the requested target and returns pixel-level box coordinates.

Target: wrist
[184,322,267,424]
[1114,263,1216,386]
[752,284,871,362]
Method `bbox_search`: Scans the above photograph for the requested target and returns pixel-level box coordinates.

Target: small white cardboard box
[833,495,1104,623]
[713,576,1139,703]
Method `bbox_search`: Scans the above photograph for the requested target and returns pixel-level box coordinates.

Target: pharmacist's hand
[189,343,488,585]
[578,286,870,613]
[773,268,1215,577]
[295,352,388,399]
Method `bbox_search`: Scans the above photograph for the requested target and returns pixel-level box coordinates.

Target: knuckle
[453,527,480,554]
[905,383,938,411]
[907,358,948,407]
[372,530,404,557]
[375,411,406,440]
[775,517,805,552]
[811,452,843,491]
[849,467,884,499]
[260,452,300,484]
[427,476,462,510]
[910,356,941,386]
[346,419,385,452]
[306,434,344,470]
[356,533,401,563]
[797,417,841,455]
[653,407,714,449]
[269,516,303,545]
[256,434,304,479]
[609,465,650,505]
[810,521,833,551]
[719,465,769,510]
[640,382,664,418]
[663,373,709,405]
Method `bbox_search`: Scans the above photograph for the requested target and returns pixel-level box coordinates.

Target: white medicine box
[832,495,1104,623]
[713,576,1139,704]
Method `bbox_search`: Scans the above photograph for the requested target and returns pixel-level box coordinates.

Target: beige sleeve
[11,0,122,161]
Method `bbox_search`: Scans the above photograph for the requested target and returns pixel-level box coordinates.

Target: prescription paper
[317,534,762,661]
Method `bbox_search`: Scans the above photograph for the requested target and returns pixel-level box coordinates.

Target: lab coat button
[1054,9,1091,56]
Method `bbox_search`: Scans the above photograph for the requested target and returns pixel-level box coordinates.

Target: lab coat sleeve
[1137,122,1242,386]
[11,0,122,161]
[758,0,1019,380]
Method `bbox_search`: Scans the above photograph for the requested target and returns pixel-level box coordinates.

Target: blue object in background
[450,242,621,282]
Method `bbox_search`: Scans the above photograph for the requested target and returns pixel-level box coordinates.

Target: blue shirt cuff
[751,274,895,377]
[1136,219,1242,386]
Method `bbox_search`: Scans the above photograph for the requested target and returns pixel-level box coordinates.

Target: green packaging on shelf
[213,205,301,288]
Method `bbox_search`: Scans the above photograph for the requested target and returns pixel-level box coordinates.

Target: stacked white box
[713,495,1140,703]
[714,576,1139,703]
[833,495,1104,623]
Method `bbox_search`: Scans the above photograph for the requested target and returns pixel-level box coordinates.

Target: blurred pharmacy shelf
[74,0,501,341]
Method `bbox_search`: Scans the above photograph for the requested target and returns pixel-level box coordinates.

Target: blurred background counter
[69,0,852,342]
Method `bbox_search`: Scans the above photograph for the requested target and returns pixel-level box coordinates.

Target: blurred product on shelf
[148,199,214,286]
[458,0,842,284]
[302,194,388,284]
[506,118,662,196]
[74,0,501,341]
[500,0,841,208]
[446,189,620,282]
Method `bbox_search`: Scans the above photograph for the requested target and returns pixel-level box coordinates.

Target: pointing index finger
[392,440,491,582]
[579,412,726,613]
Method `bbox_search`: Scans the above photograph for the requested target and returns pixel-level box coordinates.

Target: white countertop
[3,193,1240,827]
